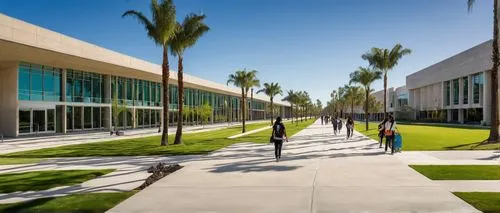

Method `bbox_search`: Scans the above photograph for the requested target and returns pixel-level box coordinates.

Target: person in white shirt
[384,115,397,154]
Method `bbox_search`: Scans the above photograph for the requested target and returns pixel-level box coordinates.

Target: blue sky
[0,0,493,105]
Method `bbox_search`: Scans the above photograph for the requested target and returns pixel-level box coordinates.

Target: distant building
[406,40,492,125]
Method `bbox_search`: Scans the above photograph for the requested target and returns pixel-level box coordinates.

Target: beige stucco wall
[0,62,18,137]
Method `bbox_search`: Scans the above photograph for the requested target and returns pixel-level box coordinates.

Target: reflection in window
[19,109,31,133]
[473,73,483,104]
[463,77,468,104]
[453,79,459,105]
[47,109,55,131]
[445,81,450,106]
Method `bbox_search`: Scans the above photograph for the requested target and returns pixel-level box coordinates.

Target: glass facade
[67,69,104,103]
[16,61,287,136]
[18,62,62,102]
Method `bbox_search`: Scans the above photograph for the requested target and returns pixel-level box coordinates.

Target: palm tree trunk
[241,89,246,133]
[365,87,369,131]
[270,98,274,126]
[488,0,500,143]
[161,46,170,146]
[174,55,184,145]
[383,71,388,119]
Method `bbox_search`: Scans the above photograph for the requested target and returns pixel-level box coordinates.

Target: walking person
[332,116,339,135]
[271,116,288,162]
[321,115,324,125]
[378,118,388,148]
[384,115,397,154]
[346,116,354,139]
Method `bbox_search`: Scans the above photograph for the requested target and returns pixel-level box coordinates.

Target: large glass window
[83,73,92,103]
[18,63,62,102]
[453,79,459,105]
[445,81,450,106]
[47,109,55,131]
[84,107,92,129]
[473,73,483,104]
[463,77,468,104]
[74,106,82,129]
[66,72,74,102]
[33,110,45,132]
[19,109,31,133]
[66,106,73,130]
[18,66,31,101]
[93,107,101,128]
[74,71,83,102]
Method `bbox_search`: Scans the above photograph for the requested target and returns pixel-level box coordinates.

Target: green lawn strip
[409,165,500,180]
[354,122,497,151]
[453,192,500,213]
[0,191,135,213]
[0,157,43,165]
[3,122,274,158]
[0,169,114,193]
[236,119,316,144]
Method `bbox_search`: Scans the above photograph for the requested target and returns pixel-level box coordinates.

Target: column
[61,69,67,134]
[483,70,492,125]
[103,75,112,130]
[458,109,464,124]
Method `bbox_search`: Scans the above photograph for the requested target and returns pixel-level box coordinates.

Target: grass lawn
[0,169,114,193]
[3,120,315,158]
[409,165,500,180]
[354,122,498,150]
[0,157,43,165]
[454,192,500,213]
[0,192,135,213]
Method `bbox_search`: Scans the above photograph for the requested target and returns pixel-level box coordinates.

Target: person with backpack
[346,116,354,139]
[384,115,397,154]
[271,116,288,162]
[332,116,339,135]
[378,118,388,148]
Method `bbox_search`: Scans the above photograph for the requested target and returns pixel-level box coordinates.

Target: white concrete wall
[0,63,18,137]
[407,40,492,90]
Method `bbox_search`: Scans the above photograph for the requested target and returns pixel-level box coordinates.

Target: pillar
[447,109,452,122]
[61,69,67,133]
[458,109,464,124]
[103,75,112,130]
[458,77,464,106]
[483,70,492,125]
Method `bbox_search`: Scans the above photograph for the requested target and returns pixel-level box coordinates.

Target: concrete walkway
[109,120,480,213]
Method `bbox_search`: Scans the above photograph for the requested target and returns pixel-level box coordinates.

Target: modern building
[406,40,493,125]
[0,13,291,137]
[350,86,409,121]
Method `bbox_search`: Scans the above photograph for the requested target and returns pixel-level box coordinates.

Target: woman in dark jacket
[378,118,388,148]
[272,117,288,162]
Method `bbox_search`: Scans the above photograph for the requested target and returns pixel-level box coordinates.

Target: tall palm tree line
[170,14,210,145]
[227,69,260,133]
[282,90,298,123]
[349,67,383,130]
[257,82,283,126]
[122,0,176,146]
[468,0,499,143]
[361,44,411,118]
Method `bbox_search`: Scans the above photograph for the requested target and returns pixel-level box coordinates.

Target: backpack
[273,123,285,140]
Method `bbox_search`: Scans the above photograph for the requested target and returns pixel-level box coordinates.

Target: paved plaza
[108,120,498,213]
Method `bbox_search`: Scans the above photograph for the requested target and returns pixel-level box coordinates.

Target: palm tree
[344,85,364,118]
[468,0,499,143]
[170,14,210,145]
[362,44,411,118]
[257,82,283,126]
[282,90,297,123]
[123,0,176,146]
[350,67,383,130]
[227,69,260,133]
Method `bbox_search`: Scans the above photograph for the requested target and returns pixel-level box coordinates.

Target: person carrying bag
[384,115,397,154]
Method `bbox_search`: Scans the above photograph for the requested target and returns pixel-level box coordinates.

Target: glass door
[33,110,46,133]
